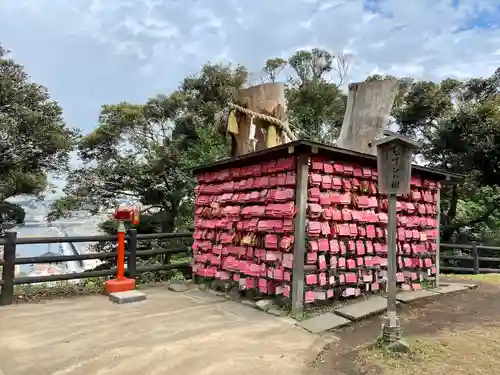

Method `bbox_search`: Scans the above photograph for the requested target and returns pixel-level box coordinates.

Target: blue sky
[1,0,500,136]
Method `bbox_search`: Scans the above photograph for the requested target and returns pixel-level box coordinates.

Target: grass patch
[358,326,500,375]
[446,273,500,284]
[12,266,192,304]
[14,277,107,303]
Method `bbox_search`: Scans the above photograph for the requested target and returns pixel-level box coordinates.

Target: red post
[105,211,137,294]
[116,229,125,280]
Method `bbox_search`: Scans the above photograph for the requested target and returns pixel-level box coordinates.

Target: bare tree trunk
[337,79,399,155]
[231,83,289,156]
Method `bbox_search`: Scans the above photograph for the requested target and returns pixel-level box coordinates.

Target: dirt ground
[4,277,499,375]
[311,276,500,375]
[0,286,324,375]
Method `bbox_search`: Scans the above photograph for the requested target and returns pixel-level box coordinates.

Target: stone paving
[335,296,393,321]
[300,313,351,334]
[396,289,438,303]
[432,283,471,294]
[298,283,477,334]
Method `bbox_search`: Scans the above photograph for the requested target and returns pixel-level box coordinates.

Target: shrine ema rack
[191,140,455,318]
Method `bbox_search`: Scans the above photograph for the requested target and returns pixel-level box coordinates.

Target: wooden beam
[291,153,309,319]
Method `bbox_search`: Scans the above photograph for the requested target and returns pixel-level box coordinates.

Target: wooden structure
[192,140,450,318]
[337,79,399,155]
[221,83,295,157]
[222,78,399,157]
[441,242,500,274]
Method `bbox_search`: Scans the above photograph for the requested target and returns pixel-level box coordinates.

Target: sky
[2,0,500,198]
[1,0,500,135]
[3,0,498,244]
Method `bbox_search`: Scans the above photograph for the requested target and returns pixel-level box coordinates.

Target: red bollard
[116,229,125,280]
[105,208,138,294]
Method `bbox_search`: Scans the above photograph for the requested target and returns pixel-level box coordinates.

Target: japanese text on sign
[377,139,414,195]
[390,144,402,190]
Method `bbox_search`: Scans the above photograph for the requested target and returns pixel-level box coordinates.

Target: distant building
[39,251,60,259]
[28,263,64,277]
[31,264,63,276]
[27,251,64,277]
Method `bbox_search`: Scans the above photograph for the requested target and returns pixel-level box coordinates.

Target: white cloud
[86,1,500,78]
[1,0,499,197]
[1,0,499,127]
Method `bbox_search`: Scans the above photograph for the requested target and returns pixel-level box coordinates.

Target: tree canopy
[260,49,348,142]
[0,45,488,246]
[0,45,77,232]
[365,71,500,242]
[48,64,246,234]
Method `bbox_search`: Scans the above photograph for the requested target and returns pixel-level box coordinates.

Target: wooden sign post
[375,131,420,349]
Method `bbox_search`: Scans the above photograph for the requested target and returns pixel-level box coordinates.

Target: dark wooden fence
[440,243,500,275]
[2,233,499,306]
[0,230,193,306]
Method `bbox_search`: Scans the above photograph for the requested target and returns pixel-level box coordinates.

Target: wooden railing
[440,243,500,274]
[2,232,499,306]
[0,230,193,306]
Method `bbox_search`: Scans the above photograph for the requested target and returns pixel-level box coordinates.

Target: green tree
[437,92,500,242]
[262,58,287,83]
[49,63,247,280]
[49,63,247,234]
[0,45,77,231]
[367,71,500,243]
[50,99,193,233]
[264,49,349,142]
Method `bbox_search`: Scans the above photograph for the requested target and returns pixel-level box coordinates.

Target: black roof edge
[191,139,463,181]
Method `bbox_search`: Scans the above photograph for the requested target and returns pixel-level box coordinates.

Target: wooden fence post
[471,242,479,275]
[0,231,17,306]
[291,153,309,319]
[127,229,137,279]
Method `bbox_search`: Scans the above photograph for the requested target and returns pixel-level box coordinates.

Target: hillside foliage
[0,45,77,233]
[1,43,499,246]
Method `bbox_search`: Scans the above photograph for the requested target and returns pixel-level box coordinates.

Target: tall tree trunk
[160,200,179,266]
[441,185,459,242]
[337,79,399,155]
[161,201,178,233]
[231,83,289,157]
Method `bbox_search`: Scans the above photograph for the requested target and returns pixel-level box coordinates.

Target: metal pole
[105,219,136,295]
